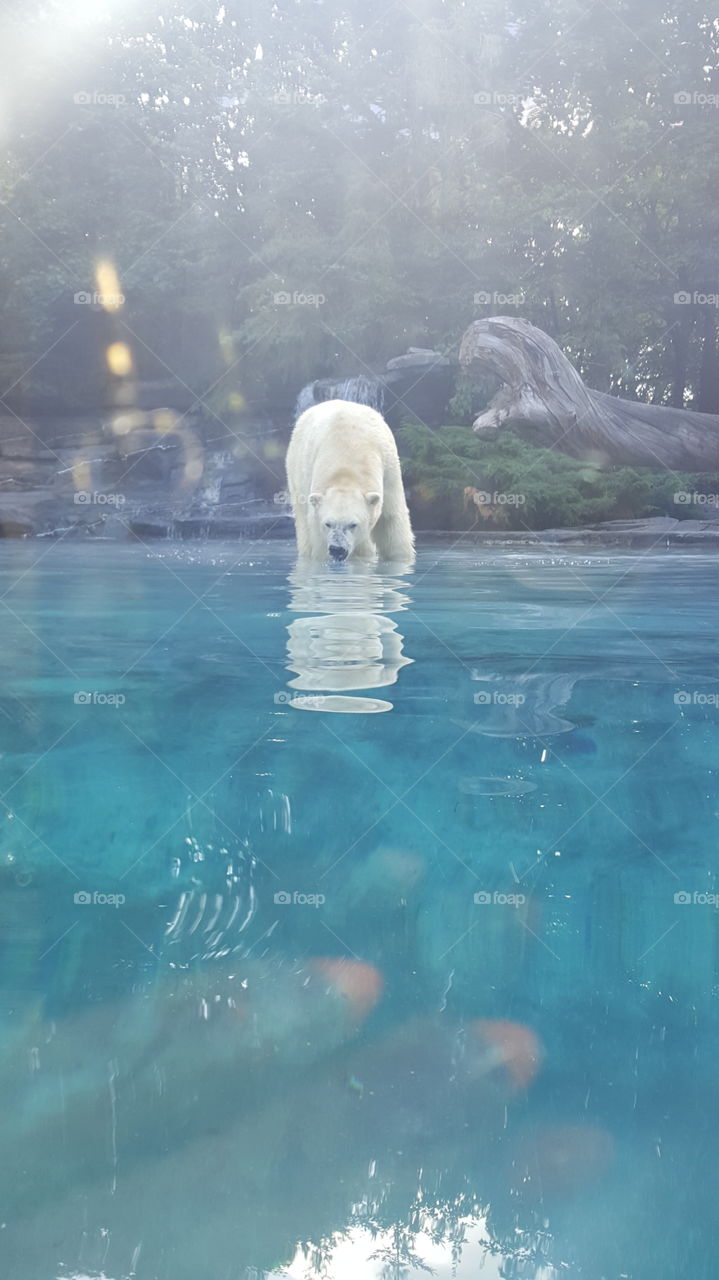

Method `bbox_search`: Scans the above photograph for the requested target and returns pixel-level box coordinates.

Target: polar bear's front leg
[290,494,313,557]
[373,507,415,562]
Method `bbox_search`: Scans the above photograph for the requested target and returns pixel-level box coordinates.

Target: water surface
[1,540,718,1279]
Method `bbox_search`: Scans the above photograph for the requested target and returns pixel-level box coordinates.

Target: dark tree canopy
[0,0,718,422]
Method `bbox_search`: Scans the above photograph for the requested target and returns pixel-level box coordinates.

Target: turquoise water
[2,539,719,1279]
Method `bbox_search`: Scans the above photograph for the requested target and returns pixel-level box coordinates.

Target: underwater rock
[0,955,383,1214]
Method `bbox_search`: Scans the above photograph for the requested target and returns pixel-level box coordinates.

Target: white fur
[285,400,415,562]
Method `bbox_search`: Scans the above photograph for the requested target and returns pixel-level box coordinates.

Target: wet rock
[421,520,719,547]
[294,347,457,431]
[386,347,453,370]
[128,516,174,539]
[0,512,34,537]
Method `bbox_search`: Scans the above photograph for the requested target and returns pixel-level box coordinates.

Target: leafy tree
[0,0,718,432]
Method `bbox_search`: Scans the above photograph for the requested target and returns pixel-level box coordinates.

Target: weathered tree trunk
[698,311,719,415]
[459,316,719,470]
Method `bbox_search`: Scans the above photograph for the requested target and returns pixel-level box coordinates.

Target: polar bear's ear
[308,492,323,508]
[365,492,381,507]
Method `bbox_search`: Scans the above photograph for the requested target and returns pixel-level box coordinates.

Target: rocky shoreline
[419,517,719,547]
[1,491,718,548]
[2,409,719,547]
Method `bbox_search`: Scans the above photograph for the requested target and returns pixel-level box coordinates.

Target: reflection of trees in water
[290,1192,559,1280]
[372,1220,436,1279]
[284,564,414,697]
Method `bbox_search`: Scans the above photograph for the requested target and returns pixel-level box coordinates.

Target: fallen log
[459,316,719,471]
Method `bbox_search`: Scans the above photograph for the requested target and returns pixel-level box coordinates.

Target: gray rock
[592,516,679,532]
[418,520,719,547]
[128,511,294,540]
[0,510,34,537]
[0,443,58,462]
[128,517,174,540]
[386,349,453,370]
[0,460,56,490]
[673,521,719,541]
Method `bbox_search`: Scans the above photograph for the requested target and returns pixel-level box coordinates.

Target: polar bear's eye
[324,521,332,528]
[347,523,358,531]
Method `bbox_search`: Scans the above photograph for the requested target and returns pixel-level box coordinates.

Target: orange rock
[469,1019,543,1089]
[308,958,384,1022]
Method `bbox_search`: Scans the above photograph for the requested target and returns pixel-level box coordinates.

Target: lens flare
[106,342,133,377]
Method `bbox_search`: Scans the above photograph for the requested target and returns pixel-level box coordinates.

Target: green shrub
[399,422,718,530]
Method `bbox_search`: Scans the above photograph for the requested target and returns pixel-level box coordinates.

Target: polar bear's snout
[328,537,350,561]
[325,518,357,560]
[308,487,374,561]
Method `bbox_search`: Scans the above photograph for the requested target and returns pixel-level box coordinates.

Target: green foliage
[400,422,716,529]
[447,372,501,426]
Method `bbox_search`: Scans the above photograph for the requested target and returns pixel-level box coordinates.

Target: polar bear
[285,400,415,562]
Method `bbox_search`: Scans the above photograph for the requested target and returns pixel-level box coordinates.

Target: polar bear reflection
[284,563,413,711]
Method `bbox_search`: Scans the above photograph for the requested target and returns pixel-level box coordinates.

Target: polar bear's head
[309,486,381,560]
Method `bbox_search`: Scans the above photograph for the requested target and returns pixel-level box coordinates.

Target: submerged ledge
[1,501,719,545]
[418,517,719,547]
